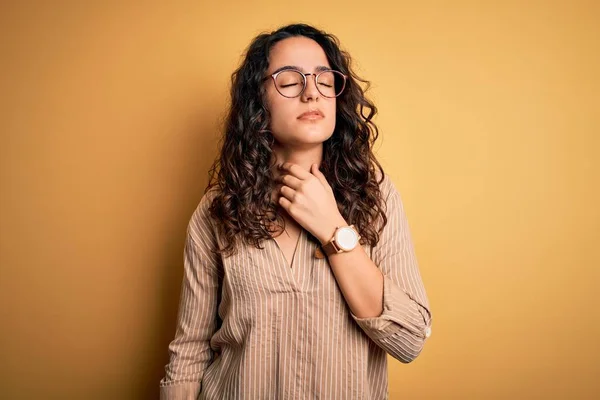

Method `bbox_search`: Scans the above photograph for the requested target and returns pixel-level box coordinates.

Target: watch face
[335,227,359,251]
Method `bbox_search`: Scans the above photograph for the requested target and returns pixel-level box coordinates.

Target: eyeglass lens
[274,70,345,98]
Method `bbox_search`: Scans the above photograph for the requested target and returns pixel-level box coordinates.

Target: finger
[311,164,329,187]
[279,185,296,201]
[278,174,302,190]
[278,195,292,211]
[280,163,311,180]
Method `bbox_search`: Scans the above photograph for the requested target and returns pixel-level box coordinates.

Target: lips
[297,110,324,119]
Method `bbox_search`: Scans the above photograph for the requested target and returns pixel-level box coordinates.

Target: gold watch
[321,225,361,256]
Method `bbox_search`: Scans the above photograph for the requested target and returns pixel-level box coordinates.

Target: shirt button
[425,326,432,338]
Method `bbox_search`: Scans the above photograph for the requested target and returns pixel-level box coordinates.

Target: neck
[270,142,323,177]
[268,143,324,228]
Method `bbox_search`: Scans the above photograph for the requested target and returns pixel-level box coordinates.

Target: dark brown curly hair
[205,23,388,257]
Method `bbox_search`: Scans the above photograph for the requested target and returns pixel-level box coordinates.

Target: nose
[301,74,320,102]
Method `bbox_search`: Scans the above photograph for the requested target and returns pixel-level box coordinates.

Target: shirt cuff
[351,275,431,340]
[159,381,201,400]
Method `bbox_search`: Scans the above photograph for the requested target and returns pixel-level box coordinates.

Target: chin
[300,122,334,136]
[296,128,333,144]
[272,123,335,147]
[277,135,326,149]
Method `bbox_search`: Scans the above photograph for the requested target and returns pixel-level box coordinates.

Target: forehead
[268,36,331,72]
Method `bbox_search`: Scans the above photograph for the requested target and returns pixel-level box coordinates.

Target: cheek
[326,101,337,125]
[267,97,294,128]
[329,100,337,116]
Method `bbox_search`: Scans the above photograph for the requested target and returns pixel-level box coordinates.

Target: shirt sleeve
[351,174,433,363]
[160,192,222,399]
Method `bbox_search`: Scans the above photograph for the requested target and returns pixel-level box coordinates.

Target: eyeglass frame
[262,68,348,98]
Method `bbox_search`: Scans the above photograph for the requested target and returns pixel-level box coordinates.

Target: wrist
[318,216,348,245]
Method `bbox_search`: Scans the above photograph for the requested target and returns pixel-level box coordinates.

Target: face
[264,36,337,148]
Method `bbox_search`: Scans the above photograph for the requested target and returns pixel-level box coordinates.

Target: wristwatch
[321,225,361,256]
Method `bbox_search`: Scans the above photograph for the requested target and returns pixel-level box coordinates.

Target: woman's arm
[322,175,432,363]
[160,194,222,399]
[276,164,432,363]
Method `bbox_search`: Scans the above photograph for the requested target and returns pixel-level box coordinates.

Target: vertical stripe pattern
[160,173,432,399]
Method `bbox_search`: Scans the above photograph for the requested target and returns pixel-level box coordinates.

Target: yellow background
[1,1,598,399]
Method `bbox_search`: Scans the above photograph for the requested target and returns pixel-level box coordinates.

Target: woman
[160,23,432,399]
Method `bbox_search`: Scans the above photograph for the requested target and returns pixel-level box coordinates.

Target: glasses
[264,69,347,98]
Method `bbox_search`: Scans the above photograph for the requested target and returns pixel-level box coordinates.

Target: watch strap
[322,238,342,256]
[320,225,360,257]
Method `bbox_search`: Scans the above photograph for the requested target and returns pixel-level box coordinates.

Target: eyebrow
[271,65,332,75]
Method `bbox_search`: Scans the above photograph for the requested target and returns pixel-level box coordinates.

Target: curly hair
[205,23,388,257]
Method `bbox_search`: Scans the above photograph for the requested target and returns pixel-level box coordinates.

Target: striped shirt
[160,173,432,399]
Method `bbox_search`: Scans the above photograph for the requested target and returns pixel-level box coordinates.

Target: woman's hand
[276,163,347,245]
